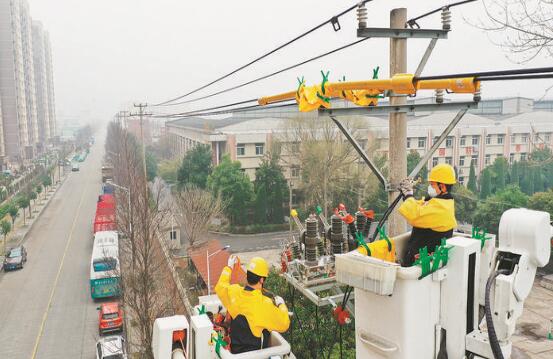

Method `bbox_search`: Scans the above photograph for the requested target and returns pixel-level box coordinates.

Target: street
[213,231,289,253]
[0,139,104,359]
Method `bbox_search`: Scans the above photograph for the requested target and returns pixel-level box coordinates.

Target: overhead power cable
[417,66,553,81]
[407,0,478,28]
[157,98,258,118]
[152,0,374,107]
[161,37,371,107]
[158,101,298,120]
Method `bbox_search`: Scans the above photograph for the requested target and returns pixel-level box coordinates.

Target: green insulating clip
[431,239,448,272]
[372,66,380,80]
[472,227,491,250]
[316,70,331,103]
[378,227,393,252]
[320,70,330,94]
[214,331,228,358]
[416,246,432,279]
[548,332,553,340]
[356,232,371,256]
[296,76,305,96]
[439,238,452,266]
[315,205,323,215]
[198,304,206,315]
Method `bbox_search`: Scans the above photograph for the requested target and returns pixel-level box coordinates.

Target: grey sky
[29,0,553,125]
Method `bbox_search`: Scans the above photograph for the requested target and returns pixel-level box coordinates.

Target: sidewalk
[0,166,68,265]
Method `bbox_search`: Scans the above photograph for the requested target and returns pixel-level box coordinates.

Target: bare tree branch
[475,0,553,62]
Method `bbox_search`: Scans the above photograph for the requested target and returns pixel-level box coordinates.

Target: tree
[481,1,553,62]
[519,162,534,195]
[254,152,288,224]
[279,116,363,217]
[472,186,529,234]
[36,184,43,200]
[467,162,477,193]
[7,203,18,226]
[17,195,30,225]
[479,169,493,199]
[177,144,212,189]
[207,155,254,225]
[407,150,427,181]
[528,190,553,216]
[174,185,225,248]
[158,159,180,184]
[264,269,355,358]
[407,150,428,197]
[146,149,158,182]
[41,174,52,189]
[28,191,37,216]
[490,157,508,192]
[452,185,477,224]
[510,161,520,186]
[1,219,11,255]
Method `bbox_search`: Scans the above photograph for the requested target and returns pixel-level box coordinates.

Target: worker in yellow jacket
[398,164,458,267]
[215,256,290,354]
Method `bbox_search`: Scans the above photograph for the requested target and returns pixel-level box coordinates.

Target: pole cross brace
[357,27,449,39]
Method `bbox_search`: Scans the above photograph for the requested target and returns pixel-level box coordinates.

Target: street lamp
[206,245,230,295]
[109,182,132,235]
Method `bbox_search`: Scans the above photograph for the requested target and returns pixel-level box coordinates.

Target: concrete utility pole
[388,8,407,236]
[131,103,152,184]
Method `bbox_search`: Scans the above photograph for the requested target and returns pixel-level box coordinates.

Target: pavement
[510,277,553,358]
[0,138,105,359]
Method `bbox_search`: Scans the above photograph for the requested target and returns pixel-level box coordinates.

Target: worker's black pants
[402,227,453,267]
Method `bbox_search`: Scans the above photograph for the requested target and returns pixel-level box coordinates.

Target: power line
[152,0,373,106]
[417,66,553,81]
[160,101,298,120]
[157,98,258,118]
[160,37,371,107]
[406,0,478,28]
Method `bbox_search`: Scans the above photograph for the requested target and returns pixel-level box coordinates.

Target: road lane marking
[30,184,88,359]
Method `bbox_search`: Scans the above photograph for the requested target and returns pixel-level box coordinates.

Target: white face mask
[427,185,438,198]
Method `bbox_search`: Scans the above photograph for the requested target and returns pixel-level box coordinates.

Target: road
[0,138,104,359]
[214,231,289,253]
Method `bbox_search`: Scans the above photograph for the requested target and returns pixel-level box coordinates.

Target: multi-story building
[32,20,50,147]
[0,0,55,167]
[0,0,29,164]
[20,0,38,158]
[165,98,553,186]
[44,30,56,138]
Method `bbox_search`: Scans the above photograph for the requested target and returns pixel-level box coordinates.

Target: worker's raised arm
[216,255,239,310]
[261,296,291,333]
[399,197,454,229]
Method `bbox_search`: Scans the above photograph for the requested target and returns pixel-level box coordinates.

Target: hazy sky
[28,0,553,125]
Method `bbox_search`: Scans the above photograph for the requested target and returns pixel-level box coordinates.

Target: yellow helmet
[247,257,269,277]
[428,163,456,184]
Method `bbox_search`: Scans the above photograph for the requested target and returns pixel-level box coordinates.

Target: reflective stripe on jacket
[215,267,290,339]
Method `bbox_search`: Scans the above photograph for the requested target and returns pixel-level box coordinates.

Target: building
[0,0,29,164]
[44,30,56,138]
[165,98,553,185]
[0,0,56,167]
[20,0,38,158]
[32,21,50,148]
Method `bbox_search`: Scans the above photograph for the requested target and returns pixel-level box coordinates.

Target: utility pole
[130,103,152,185]
[388,8,407,236]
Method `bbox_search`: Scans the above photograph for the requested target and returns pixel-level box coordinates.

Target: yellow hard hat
[428,163,456,185]
[247,257,269,277]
